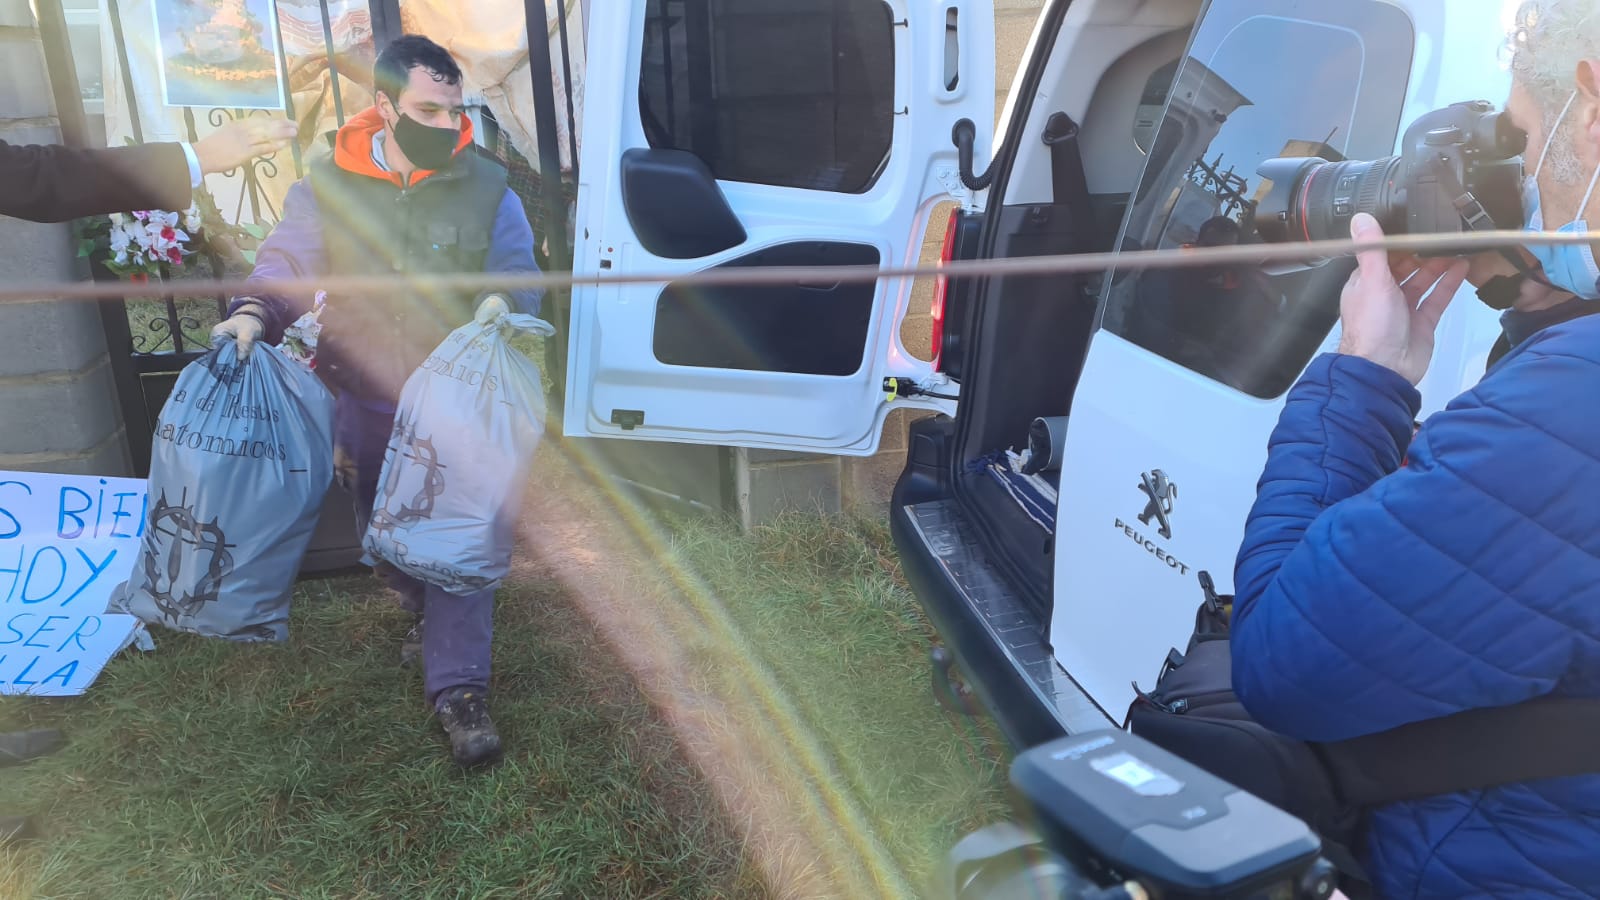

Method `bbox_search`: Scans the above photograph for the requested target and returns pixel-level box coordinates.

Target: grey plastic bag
[110,341,334,641]
[361,313,555,595]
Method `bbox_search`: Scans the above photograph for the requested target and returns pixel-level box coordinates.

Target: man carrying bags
[212,35,543,768]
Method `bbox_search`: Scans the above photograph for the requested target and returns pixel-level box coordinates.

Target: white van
[569,0,1521,748]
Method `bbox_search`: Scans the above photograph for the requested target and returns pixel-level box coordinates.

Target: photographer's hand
[1337,214,1469,385]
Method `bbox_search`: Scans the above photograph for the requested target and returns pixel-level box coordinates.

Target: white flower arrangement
[82,205,204,282]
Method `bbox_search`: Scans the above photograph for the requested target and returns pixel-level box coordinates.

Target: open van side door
[565,0,994,456]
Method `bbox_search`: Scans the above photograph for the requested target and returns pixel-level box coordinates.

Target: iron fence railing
[35,0,579,474]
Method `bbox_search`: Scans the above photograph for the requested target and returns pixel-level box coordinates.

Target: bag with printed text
[361,312,555,595]
[110,309,334,641]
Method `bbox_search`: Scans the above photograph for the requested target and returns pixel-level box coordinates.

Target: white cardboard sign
[0,471,144,696]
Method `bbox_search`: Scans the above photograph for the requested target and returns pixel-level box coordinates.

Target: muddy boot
[399,617,423,669]
[436,688,502,769]
[0,730,64,767]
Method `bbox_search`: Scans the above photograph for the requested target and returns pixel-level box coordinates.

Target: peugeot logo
[1137,470,1177,540]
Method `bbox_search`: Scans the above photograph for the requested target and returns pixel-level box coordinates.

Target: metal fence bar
[35,0,89,150]
[524,0,576,405]
[77,0,160,468]
[482,105,502,150]
[104,0,145,144]
[319,0,348,126]
[178,108,238,327]
[370,0,402,50]
[269,4,305,179]
[36,0,157,471]
[554,0,579,180]
[161,294,186,354]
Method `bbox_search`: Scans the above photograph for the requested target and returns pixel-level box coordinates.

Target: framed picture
[152,0,286,110]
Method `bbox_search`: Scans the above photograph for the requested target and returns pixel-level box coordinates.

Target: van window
[1101,0,1415,399]
[639,0,895,194]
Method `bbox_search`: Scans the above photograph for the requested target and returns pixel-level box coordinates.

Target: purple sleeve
[481,189,543,317]
[229,179,326,339]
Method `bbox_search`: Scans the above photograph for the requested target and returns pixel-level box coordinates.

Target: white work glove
[211,301,267,360]
[474,293,511,325]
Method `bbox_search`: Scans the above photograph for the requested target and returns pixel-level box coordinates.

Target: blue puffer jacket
[1232,316,1600,899]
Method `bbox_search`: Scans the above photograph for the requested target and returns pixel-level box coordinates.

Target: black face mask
[392,112,459,171]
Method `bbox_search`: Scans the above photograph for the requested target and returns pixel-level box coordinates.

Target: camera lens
[1254,156,1404,244]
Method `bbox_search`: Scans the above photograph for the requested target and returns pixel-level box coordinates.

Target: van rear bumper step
[897,500,1112,745]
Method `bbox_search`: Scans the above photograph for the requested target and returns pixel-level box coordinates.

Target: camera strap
[1436,162,1571,312]
[1322,696,1600,806]
[1431,159,1553,292]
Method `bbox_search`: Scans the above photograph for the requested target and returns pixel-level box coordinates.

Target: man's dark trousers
[334,395,494,708]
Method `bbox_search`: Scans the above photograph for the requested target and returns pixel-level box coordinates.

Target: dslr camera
[948,729,1339,900]
[1253,100,1527,247]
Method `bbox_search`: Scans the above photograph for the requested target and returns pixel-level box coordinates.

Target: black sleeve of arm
[0,140,192,223]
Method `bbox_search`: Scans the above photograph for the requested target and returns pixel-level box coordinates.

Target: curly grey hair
[1509,0,1600,181]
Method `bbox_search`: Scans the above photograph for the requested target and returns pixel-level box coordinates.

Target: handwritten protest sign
[0,471,143,696]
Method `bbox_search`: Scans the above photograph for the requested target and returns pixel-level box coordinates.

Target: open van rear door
[565,0,994,455]
[1047,0,1522,720]
[1047,0,1426,717]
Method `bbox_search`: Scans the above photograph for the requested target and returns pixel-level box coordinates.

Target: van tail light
[930,207,961,372]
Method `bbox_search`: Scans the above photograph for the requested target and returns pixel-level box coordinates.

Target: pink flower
[160,226,176,242]
[167,247,182,264]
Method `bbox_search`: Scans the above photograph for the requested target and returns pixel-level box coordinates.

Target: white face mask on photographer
[1523,91,1600,300]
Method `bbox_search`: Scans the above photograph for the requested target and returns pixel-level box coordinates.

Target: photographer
[1230,2,1600,896]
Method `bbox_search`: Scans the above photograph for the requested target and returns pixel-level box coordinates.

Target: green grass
[0,484,1007,897]
[0,574,765,899]
[660,513,1011,887]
